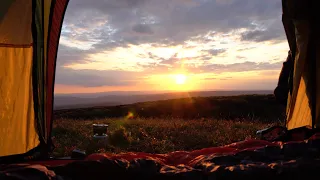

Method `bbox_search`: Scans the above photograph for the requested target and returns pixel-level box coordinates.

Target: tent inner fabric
[0,0,69,158]
[0,0,39,157]
[282,0,320,130]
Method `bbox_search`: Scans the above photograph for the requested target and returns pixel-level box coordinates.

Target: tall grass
[52,118,278,157]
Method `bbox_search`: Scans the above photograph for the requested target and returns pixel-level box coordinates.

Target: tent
[0,0,319,178]
[280,0,320,130]
[0,0,69,159]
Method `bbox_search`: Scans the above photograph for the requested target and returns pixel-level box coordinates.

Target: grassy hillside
[52,118,279,157]
[52,94,285,157]
[54,94,285,122]
[54,90,273,109]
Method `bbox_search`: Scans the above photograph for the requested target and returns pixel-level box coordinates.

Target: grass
[52,94,285,157]
[52,117,279,157]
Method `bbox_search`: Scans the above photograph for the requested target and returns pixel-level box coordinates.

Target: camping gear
[0,0,319,178]
[93,124,109,136]
[256,126,287,141]
[92,124,109,148]
[70,149,86,159]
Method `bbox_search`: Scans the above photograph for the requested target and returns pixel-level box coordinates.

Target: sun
[175,74,187,85]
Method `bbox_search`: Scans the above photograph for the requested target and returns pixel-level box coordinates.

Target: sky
[54,0,289,94]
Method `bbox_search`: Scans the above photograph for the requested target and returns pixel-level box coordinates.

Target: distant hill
[54,90,273,110]
[54,94,285,122]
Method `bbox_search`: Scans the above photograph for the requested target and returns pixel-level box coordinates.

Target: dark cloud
[199,56,214,61]
[65,0,146,16]
[240,26,285,42]
[60,0,284,51]
[132,24,154,34]
[57,45,91,66]
[205,49,227,56]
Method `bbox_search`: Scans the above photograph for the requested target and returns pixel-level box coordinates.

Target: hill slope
[54,90,273,110]
[54,94,285,122]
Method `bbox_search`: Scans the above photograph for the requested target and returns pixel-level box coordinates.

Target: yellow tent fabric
[283,0,319,130]
[286,20,313,129]
[0,0,68,158]
[0,47,39,156]
[0,0,39,156]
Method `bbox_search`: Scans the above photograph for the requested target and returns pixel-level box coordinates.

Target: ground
[52,94,284,157]
[52,118,279,157]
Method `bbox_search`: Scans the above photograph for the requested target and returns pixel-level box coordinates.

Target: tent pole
[310,2,317,129]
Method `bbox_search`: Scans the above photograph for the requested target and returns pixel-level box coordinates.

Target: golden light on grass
[175,74,187,85]
[126,111,134,119]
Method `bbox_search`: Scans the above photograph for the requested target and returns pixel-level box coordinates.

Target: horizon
[54,89,274,96]
[54,89,274,109]
[54,0,286,94]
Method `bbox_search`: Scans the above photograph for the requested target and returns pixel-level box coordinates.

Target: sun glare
[175,74,187,85]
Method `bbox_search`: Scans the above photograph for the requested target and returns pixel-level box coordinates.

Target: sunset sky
[54,0,288,94]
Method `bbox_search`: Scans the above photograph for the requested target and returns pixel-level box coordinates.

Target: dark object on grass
[256,126,287,141]
[71,149,86,159]
[93,124,109,136]
[257,125,320,142]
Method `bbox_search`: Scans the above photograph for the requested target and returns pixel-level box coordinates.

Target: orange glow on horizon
[54,69,280,94]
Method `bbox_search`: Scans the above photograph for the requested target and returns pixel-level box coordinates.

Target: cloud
[57,45,92,66]
[240,29,284,42]
[204,77,217,80]
[237,47,255,52]
[236,56,246,60]
[137,59,283,75]
[159,53,180,65]
[55,67,142,87]
[205,49,227,56]
[132,24,154,34]
[201,61,283,73]
[54,0,287,91]
[60,0,284,51]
